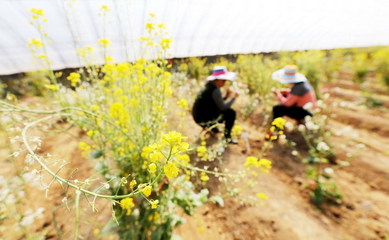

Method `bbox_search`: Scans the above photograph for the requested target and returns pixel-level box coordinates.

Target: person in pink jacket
[271,65,317,123]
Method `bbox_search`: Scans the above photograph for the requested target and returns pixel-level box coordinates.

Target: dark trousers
[196,109,236,138]
[272,104,312,121]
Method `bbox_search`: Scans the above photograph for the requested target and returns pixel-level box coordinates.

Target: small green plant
[277,97,343,208]
[304,142,342,206]
[362,93,383,108]
[297,115,343,207]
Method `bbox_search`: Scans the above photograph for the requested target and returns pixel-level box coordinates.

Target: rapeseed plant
[0,7,281,240]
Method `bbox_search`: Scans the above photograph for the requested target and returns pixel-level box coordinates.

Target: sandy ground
[174,79,389,240]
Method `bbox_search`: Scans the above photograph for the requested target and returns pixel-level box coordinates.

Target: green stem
[301,130,315,150]
[175,160,238,177]
[73,190,81,240]
[21,114,141,200]
[0,100,133,141]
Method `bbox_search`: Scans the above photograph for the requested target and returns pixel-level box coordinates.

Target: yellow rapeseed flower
[163,131,186,146]
[196,145,208,161]
[27,38,43,49]
[77,46,94,58]
[145,63,159,73]
[157,23,166,29]
[163,71,172,78]
[200,172,209,182]
[109,102,129,124]
[67,72,81,87]
[130,85,141,92]
[176,154,190,165]
[160,38,172,50]
[244,157,271,172]
[98,38,111,47]
[272,117,286,130]
[150,200,159,209]
[148,163,157,174]
[149,152,164,162]
[129,99,138,108]
[91,105,100,111]
[164,161,179,179]
[117,63,130,73]
[29,8,45,17]
[45,84,59,91]
[102,63,115,74]
[258,158,272,173]
[55,72,63,78]
[141,146,153,159]
[178,142,190,152]
[197,146,207,156]
[120,197,135,215]
[231,125,243,137]
[120,177,128,185]
[128,141,136,149]
[129,179,137,189]
[177,99,189,110]
[146,23,154,33]
[78,142,90,151]
[86,130,98,137]
[244,156,258,169]
[256,193,268,199]
[139,36,150,42]
[38,54,47,60]
[100,5,110,12]
[105,55,114,62]
[142,185,152,197]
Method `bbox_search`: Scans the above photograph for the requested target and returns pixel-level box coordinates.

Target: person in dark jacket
[192,66,239,143]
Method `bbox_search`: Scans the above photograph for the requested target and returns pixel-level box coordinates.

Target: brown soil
[1,79,388,240]
[175,80,389,240]
[0,122,115,240]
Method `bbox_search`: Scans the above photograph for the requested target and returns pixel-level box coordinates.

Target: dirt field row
[176,80,389,240]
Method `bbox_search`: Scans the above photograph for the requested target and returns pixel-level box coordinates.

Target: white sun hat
[272,65,307,84]
[206,66,237,81]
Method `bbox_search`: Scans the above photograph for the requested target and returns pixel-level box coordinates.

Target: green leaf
[91,149,104,159]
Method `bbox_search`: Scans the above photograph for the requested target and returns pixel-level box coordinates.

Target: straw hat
[272,65,307,84]
[206,66,237,81]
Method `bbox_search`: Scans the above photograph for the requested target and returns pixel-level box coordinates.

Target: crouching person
[271,65,316,122]
[267,65,317,140]
[192,66,239,144]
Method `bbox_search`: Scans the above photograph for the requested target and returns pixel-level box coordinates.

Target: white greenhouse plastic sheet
[1,0,389,75]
